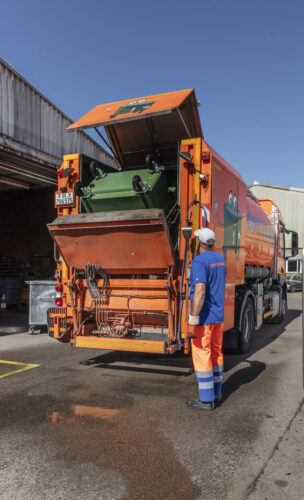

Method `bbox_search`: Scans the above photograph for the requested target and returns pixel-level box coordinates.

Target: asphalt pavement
[0,294,303,500]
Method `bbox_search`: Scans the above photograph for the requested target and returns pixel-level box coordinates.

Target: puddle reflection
[48,405,120,424]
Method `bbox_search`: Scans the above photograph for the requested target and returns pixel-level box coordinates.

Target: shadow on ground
[81,349,193,377]
[0,310,29,336]
[223,307,301,373]
[221,360,266,402]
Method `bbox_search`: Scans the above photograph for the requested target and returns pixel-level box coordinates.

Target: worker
[187,227,226,411]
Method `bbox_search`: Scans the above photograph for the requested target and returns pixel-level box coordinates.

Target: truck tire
[238,298,254,353]
[271,294,286,325]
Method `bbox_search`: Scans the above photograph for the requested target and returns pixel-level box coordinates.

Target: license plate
[56,192,74,206]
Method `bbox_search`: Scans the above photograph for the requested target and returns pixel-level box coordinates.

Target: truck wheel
[271,295,286,325]
[238,299,254,353]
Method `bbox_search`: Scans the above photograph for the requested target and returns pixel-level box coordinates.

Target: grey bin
[26,281,56,334]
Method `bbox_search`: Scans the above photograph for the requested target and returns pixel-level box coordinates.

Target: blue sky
[1,0,303,186]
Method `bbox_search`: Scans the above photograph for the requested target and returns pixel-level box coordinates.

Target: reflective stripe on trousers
[191,323,224,402]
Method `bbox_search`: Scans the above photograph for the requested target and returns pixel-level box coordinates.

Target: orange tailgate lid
[68,89,202,168]
[68,89,201,130]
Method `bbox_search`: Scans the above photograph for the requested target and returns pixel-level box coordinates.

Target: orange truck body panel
[47,90,286,353]
[49,210,175,274]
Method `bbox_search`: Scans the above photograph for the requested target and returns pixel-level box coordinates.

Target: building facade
[0,58,116,303]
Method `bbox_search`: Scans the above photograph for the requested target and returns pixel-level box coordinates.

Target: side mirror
[292,232,298,256]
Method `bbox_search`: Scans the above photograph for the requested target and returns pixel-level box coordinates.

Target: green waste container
[81,168,176,215]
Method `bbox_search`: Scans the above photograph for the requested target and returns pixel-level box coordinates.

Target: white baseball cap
[194,227,216,246]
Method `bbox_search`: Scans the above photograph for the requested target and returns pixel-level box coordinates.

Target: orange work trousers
[191,323,224,402]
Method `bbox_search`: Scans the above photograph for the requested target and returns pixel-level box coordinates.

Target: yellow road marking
[0,360,39,379]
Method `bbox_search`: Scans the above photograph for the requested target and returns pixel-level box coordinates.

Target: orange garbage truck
[47,89,298,354]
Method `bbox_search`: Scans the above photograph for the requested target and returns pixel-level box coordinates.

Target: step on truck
[47,89,298,354]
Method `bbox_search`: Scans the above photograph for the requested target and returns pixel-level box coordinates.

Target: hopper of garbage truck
[48,209,175,274]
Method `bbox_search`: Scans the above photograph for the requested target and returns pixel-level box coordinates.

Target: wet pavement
[0,295,303,500]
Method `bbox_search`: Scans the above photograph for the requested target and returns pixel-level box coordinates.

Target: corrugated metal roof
[250,181,304,193]
[0,58,116,169]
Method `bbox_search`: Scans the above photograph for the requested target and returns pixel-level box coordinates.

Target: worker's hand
[187,324,197,338]
[187,314,199,338]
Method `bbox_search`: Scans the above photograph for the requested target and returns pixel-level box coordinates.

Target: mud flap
[223,330,239,350]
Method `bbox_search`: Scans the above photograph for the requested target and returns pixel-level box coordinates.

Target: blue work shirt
[190,251,226,325]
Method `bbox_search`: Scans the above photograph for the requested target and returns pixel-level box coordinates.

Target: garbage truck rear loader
[47,89,297,354]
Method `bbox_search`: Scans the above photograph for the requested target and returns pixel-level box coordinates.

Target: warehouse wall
[0,58,116,168]
[0,189,56,278]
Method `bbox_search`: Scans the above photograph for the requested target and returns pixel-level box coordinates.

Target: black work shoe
[214,393,222,402]
[187,400,215,411]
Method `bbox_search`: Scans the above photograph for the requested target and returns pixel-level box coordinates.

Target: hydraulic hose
[177,200,208,348]
[186,200,207,227]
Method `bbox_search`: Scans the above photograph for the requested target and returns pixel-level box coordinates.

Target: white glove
[188,314,200,325]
